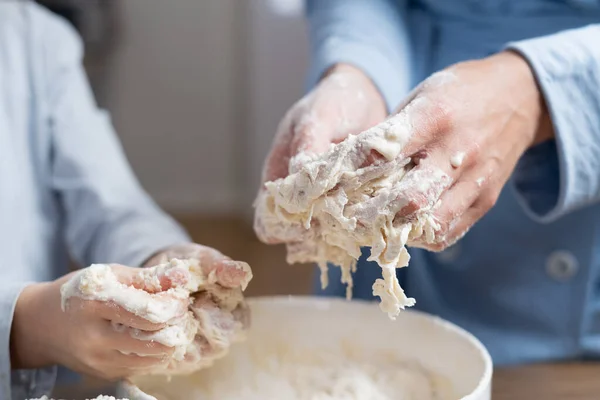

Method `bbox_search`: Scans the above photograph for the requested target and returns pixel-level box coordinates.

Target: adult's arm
[507,25,600,222]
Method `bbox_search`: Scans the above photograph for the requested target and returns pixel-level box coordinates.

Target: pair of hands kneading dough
[255,53,553,317]
[11,243,252,381]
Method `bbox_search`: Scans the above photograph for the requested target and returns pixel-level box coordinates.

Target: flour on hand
[449,152,465,168]
[254,112,444,319]
[61,258,252,375]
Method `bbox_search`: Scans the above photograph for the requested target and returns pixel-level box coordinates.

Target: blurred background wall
[39,0,309,218]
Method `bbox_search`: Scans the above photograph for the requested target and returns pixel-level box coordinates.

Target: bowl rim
[122,295,493,400]
[245,295,493,400]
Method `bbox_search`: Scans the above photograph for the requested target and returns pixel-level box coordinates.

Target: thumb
[288,110,335,159]
[262,108,296,184]
[262,98,334,184]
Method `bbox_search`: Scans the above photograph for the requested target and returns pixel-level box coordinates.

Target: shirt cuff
[505,25,600,222]
[1,283,57,399]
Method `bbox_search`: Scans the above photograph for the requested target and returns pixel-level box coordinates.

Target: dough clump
[61,258,252,375]
[255,117,441,319]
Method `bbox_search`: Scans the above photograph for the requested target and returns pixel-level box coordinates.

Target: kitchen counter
[493,362,600,400]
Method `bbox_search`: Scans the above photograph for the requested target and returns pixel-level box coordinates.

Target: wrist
[495,51,554,147]
[532,99,554,146]
[11,282,55,369]
[321,63,387,117]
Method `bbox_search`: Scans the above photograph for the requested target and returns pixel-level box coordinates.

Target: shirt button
[546,251,579,282]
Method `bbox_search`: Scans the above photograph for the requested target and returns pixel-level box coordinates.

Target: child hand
[11,265,185,380]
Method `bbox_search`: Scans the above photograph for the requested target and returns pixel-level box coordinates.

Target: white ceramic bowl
[117,296,492,400]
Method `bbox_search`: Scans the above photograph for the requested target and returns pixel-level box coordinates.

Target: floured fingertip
[218,260,253,290]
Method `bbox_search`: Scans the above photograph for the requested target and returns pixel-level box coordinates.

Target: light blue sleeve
[305,0,412,112]
[2,5,190,399]
[506,25,600,222]
[44,13,190,266]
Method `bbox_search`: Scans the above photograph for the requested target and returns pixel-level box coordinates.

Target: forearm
[11,283,54,370]
[2,282,56,399]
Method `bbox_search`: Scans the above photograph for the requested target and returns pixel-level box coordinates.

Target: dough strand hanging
[255,112,446,319]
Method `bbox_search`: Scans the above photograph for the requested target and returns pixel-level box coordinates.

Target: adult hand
[262,63,387,183]
[349,51,553,251]
[256,63,387,244]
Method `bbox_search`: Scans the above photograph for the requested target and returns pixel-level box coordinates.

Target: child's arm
[4,5,190,399]
[45,11,190,267]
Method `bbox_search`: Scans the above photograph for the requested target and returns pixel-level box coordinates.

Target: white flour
[61,259,252,375]
[450,152,465,168]
[136,347,455,400]
[61,262,190,325]
[255,114,444,319]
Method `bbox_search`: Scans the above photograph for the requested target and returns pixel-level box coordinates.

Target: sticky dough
[61,259,251,375]
[255,113,442,319]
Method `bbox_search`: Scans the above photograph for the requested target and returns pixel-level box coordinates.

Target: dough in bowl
[123,297,492,400]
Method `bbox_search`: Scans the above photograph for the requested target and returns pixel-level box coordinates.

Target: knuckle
[428,100,454,133]
[86,329,105,348]
[83,350,105,373]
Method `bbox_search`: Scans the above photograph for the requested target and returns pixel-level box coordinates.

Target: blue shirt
[0,3,190,398]
[307,0,600,366]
